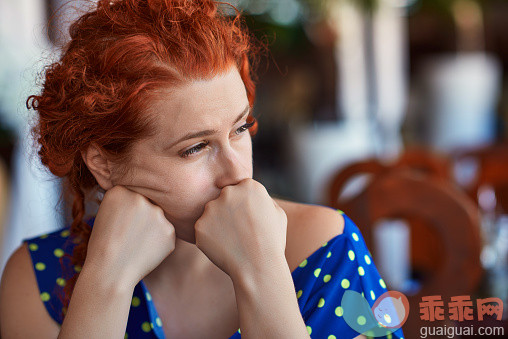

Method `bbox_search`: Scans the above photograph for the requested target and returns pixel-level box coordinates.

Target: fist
[194,178,287,278]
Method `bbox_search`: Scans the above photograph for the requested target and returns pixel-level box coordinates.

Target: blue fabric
[23,210,405,339]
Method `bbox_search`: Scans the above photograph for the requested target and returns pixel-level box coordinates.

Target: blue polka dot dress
[23,211,405,338]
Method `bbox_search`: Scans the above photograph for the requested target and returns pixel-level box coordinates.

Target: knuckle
[194,218,203,231]
[154,206,166,219]
[164,224,175,239]
[203,199,214,212]
[104,185,121,199]
[103,186,128,205]
[153,204,164,214]
[220,185,233,196]
[132,193,147,207]
[246,178,264,192]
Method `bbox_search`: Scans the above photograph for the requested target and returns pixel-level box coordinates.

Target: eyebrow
[165,105,250,150]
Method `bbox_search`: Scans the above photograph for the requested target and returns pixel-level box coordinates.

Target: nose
[215,145,250,189]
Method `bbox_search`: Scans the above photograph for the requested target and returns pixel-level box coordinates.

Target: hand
[194,178,288,279]
[83,186,176,289]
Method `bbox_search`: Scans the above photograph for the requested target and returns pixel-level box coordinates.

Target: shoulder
[274,198,345,272]
[0,243,60,337]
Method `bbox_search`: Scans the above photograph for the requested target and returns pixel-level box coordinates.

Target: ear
[81,144,115,191]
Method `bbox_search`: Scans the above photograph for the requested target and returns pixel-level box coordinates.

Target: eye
[235,121,255,135]
[180,141,209,158]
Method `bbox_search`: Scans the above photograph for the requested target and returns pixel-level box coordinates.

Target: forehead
[146,68,249,135]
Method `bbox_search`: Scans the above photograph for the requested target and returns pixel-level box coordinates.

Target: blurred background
[1,0,508,336]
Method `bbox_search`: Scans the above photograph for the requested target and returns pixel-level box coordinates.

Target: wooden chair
[326,152,483,338]
[326,149,454,279]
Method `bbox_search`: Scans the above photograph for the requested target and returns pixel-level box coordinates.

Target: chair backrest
[339,169,482,297]
[326,148,451,208]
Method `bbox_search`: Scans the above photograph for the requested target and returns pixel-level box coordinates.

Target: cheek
[158,165,216,210]
[164,166,213,199]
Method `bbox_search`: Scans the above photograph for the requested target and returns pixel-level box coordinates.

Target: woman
[0,1,404,338]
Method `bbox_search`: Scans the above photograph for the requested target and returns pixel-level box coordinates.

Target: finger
[105,184,159,208]
[122,184,168,203]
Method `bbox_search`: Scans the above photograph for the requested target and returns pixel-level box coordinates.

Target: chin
[169,219,198,244]
[162,208,204,244]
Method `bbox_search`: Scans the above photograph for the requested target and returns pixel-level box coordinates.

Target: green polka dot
[238,328,241,334]
[322,242,328,247]
[150,323,154,329]
[299,259,307,268]
[40,234,48,239]
[337,209,344,214]
[365,255,371,265]
[297,290,303,298]
[124,333,128,339]
[60,230,70,237]
[358,266,365,276]
[335,306,344,317]
[348,250,355,261]
[341,278,350,289]
[357,315,366,325]
[141,322,151,332]
[28,243,38,251]
[370,290,376,300]
[323,274,332,283]
[53,248,64,258]
[379,278,386,289]
[40,292,50,302]
[56,278,66,287]
[328,335,337,339]
[306,326,312,335]
[314,268,321,277]
[387,333,393,339]
[131,296,141,307]
[35,262,46,271]
[74,265,82,272]
[317,298,325,308]
[326,251,332,258]
[156,317,162,327]
[146,292,152,301]
[352,233,359,241]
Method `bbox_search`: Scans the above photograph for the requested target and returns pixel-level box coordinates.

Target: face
[109,67,253,243]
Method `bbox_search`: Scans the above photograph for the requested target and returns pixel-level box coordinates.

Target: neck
[143,235,216,286]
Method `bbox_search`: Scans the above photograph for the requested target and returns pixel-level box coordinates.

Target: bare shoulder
[273,198,345,272]
[0,243,60,337]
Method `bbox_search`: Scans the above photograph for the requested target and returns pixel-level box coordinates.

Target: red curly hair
[27,0,259,314]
